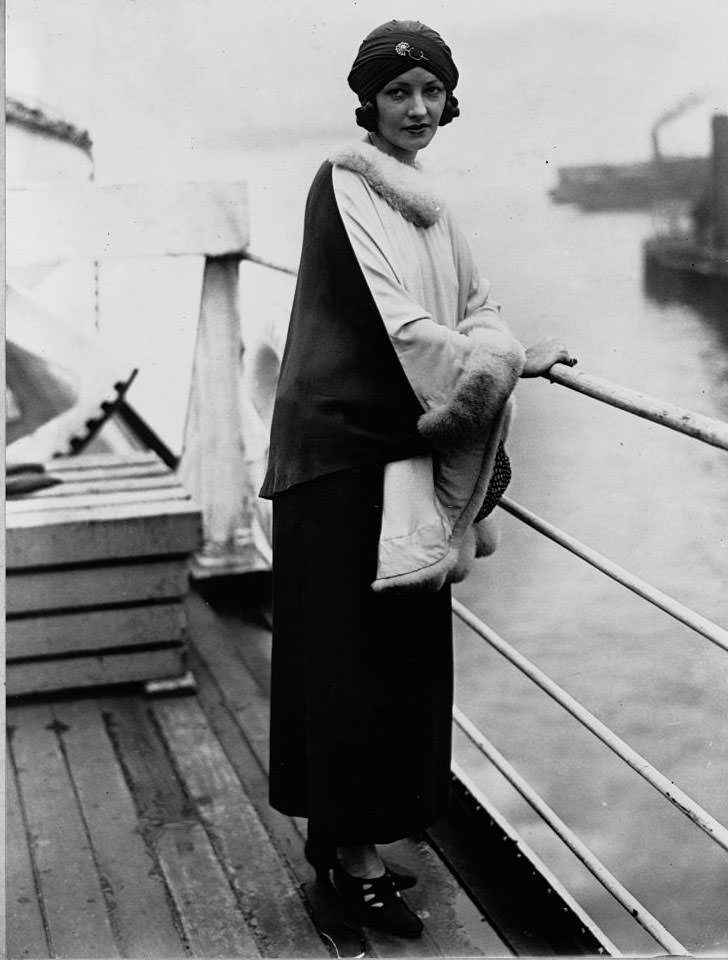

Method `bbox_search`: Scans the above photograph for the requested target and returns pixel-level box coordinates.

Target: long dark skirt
[268,464,453,845]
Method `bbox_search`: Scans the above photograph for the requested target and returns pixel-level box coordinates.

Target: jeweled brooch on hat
[394,41,428,61]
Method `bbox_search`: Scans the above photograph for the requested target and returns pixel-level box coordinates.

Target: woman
[260,19,574,939]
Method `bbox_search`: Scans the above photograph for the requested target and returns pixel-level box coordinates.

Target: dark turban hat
[347,20,459,106]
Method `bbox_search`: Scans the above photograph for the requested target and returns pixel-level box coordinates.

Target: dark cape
[264,159,453,842]
[259,161,428,500]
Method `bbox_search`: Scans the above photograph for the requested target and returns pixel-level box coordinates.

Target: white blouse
[332,161,511,413]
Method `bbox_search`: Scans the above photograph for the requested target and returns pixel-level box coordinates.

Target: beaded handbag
[474,441,511,521]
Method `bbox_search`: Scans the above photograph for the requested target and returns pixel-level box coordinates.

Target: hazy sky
[7,0,728,183]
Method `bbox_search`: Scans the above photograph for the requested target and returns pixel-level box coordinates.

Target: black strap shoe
[332,865,424,939]
[304,835,417,890]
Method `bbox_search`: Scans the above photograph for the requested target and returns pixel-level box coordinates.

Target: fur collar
[329,139,443,227]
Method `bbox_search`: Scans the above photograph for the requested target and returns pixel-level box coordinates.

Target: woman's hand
[521,338,577,378]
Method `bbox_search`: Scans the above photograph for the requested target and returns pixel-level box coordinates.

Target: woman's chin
[399,129,435,150]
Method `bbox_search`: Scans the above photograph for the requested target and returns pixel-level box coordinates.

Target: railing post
[179,254,268,576]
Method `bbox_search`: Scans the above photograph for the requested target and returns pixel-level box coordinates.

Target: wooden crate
[6,453,203,697]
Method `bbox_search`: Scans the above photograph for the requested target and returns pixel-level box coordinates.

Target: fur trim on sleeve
[417,329,525,452]
[474,516,501,557]
[329,140,443,227]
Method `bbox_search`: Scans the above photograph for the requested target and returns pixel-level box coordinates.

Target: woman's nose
[408,92,427,116]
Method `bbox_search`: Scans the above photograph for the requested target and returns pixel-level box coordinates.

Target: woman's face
[373,66,446,162]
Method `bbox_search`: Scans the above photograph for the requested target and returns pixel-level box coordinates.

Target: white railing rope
[451,598,728,854]
[453,706,690,956]
[498,496,728,655]
[545,363,728,451]
[242,251,298,277]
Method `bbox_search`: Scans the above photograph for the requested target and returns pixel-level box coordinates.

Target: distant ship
[643,113,728,284]
[550,95,708,211]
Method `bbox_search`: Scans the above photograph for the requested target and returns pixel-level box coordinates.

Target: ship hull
[551,156,708,210]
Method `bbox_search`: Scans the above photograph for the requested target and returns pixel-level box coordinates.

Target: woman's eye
[384,85,442,101]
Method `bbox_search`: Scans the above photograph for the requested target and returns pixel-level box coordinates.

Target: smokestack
[712,114,728,248]
[650,93,703,161]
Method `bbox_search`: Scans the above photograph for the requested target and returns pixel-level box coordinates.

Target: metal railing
[451,365,728,956]
[546,362,728,451]
[453,597,728,854]
[452,707,689,956]
[497,497,728,654]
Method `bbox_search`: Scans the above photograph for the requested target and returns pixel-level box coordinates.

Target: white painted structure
[6,103,276,575]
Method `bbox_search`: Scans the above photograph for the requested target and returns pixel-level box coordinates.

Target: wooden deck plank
[101,695,195,824]
[6,485,192,514]
[47,461,170,483]
[5,754,50,959]
[187,652,373,957]
[104,695,266,956]
[7,502,202,568]
[215,606,274,697]
[153,696,325,958]
[7,703,120,958]
[188,646,304,863]
[186,594,270,756]
[383,838,512,957]
[45,452,162,472]
[7,647,186,697]
[5,559,190,615]
[22,473,183,498]
[7,600,187,656]
[156,821,260,959]
[7,602,187,658]
[52,698,188,958]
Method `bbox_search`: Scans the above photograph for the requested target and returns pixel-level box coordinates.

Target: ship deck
[6,576,598,959]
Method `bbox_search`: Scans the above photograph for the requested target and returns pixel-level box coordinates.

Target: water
[450,184,728,955]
